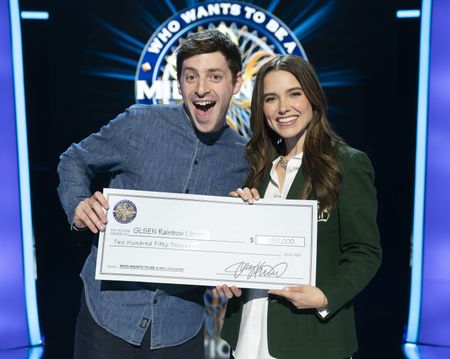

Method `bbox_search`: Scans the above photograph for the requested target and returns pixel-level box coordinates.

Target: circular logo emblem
[112,200,137,224]
[135,1,306,136]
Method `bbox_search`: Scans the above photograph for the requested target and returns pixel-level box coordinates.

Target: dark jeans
[74,292,205,359]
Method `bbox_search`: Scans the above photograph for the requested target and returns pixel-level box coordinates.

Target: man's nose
[195,77,210,97]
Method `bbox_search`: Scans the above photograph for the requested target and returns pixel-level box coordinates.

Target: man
[57,29,247,359]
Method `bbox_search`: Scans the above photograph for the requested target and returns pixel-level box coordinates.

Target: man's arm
[57,108,136,232]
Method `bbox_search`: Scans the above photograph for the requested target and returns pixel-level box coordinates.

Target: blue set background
[18,0,420,357]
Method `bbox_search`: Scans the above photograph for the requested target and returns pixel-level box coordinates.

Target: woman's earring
[276,137,283,145]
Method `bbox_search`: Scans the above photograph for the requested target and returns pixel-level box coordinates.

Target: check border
[97,189,317,289]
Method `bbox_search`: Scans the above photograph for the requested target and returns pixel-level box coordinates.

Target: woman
[216,55,382,359]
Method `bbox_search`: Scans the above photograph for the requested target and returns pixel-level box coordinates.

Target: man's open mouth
[194,101,216,112]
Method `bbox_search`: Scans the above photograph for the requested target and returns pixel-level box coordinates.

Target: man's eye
[185,74,197,83]
[210,73,223,82]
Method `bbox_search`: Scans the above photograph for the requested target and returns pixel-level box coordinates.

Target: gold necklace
[279,156,289,170]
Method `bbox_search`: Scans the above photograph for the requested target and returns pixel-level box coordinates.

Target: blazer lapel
[286,168,306,199]
[258,170,271,197]
[258,166,306,200]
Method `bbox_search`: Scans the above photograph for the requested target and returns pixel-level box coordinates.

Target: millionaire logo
[113,200,137,224]
[135,1,306,136]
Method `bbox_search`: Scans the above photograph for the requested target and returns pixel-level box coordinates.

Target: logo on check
[113,200,137,224]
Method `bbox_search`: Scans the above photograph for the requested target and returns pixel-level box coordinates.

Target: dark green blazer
[221,145,382,359]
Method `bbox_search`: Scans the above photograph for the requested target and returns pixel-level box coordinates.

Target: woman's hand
[268,285,328,309]
[212,285,242,299]
[229,187,260,204]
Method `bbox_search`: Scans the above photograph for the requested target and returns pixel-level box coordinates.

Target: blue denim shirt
[57,104,248,348]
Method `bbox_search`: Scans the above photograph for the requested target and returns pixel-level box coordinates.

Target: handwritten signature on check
[224,261,288,279]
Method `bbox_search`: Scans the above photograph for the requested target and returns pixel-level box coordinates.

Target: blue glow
[137,4,161,30]
[83,69,135,81]
[403,343,421,359]
[291,0,320,27]
[293,1,336,40]
[10,0,42,346]
[20,11,49,20]
[95,17,145,49]
[267,0,281,13]
[28,346,45,359]
[86,0,354,102]
[114,39,142,55]
[89,50,137,67]
[321,81,354,87]
[163,0,177,14]
[318,69,362,87]
[406,0,432,343]
[187,0,199,7]
[397,10,421,18]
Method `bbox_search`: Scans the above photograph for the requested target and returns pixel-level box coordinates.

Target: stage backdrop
[18,0,421,358]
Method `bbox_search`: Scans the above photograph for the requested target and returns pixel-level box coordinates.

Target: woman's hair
[246,55,344,211]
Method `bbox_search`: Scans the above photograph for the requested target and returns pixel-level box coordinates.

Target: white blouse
[233,153,303,359]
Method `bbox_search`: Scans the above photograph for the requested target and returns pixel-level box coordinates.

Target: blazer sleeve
[319,149,382,317]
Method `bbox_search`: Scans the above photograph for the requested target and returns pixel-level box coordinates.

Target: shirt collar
[272,152,303,172]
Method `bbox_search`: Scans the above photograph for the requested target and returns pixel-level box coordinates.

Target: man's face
[178,51,242,133]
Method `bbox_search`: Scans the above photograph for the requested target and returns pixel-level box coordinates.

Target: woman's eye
[265,96,276,103]
[291,91,302,97]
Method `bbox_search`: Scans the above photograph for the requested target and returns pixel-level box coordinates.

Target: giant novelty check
[95,188,317,289]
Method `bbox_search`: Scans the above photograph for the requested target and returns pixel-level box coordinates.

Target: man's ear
[232,71,243,95]
[177,80,182,95]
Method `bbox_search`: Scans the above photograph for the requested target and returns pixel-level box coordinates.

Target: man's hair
[176,29,242,83]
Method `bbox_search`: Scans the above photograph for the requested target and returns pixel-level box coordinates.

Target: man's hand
[268,285,328,309]
[212,285,242,299]
[73,191,109,233]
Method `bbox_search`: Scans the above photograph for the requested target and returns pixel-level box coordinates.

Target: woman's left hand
[268,285,328,309]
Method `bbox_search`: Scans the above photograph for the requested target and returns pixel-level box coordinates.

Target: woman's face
[263,70,313,148]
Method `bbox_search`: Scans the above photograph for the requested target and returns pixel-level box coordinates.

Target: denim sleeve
[57,108,135,224]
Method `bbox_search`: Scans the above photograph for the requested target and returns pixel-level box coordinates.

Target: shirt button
[139,318,149,328]
[153,298,158,305]
[185,189,190,193]
[194,159,199,165]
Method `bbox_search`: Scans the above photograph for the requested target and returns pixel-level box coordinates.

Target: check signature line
[109,244,281,256]
[128,233,245,243]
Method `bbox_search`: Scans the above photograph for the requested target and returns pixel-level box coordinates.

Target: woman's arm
[318,149,382,316]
